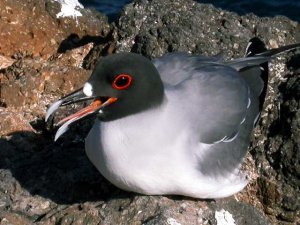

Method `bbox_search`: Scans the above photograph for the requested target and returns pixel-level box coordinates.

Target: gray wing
[190,64,251,144]
[154,53,252,144]
[153,52,222,86]
[153,40,300,178]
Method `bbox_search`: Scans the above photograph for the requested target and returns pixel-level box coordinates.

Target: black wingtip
[245,37,267,57]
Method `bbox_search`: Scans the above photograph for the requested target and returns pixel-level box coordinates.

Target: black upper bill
[45,88,93,123]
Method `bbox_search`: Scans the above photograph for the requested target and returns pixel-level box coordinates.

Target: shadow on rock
[57,34,108,54]
[56,33,116,70]
[0,118,123,204]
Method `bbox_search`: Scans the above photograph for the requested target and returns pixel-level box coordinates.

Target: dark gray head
[45,52,165,140]
[85,52,164,121]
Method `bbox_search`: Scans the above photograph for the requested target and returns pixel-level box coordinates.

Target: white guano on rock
[215,209,236,225]
[53,0,84,18]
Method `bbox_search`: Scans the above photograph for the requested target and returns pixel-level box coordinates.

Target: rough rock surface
[0,0,110,59]
[0,0,299,224]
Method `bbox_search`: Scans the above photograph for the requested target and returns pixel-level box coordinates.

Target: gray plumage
[46,38,300,198]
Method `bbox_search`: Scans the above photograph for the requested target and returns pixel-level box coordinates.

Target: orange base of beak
[57,97,117,126]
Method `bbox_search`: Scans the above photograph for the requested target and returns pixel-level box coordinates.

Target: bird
[45,38,300,198]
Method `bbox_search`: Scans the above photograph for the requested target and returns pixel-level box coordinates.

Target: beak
[45,88,117,141]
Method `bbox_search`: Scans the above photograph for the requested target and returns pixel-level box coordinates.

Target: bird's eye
[112,74,133,90]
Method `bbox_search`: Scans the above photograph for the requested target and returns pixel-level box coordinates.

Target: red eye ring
[112,74,133,90]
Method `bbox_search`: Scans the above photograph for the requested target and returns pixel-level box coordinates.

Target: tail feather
[255,42,300,57]
[232,38,300,111]
[227,38,300,70]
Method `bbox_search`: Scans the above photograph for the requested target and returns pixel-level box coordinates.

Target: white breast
[85,94,199,192]
[85,92,248,198]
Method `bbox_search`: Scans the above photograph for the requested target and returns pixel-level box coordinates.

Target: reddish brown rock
[0,0,110,59]
[0,55,15,69]
[0,108,35,136]
[0,212,32,225]
[0,0,111,121]
[0,58,90,118]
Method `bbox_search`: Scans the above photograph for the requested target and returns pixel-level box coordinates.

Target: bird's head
[45,52,164,140]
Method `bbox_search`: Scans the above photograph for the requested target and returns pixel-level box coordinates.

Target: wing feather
[154,53,250,144]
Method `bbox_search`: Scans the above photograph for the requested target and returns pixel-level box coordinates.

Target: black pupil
[116,76,129,87]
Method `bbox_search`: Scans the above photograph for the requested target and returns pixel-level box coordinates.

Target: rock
[0,57,91,121]
[0,55,16,70]
[0,0,299,224]
[254,74,300,223]
[0,212,32,225]
[116,0,299,59]
[213,199,271,225]
[0,0,110,59]
[0,108,35,136]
